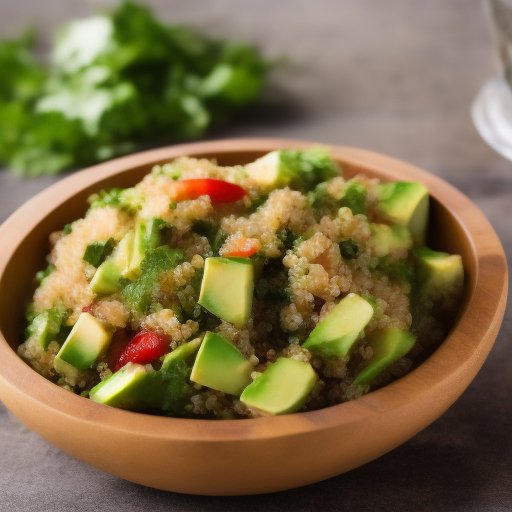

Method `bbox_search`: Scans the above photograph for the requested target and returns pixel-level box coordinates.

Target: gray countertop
[1,1,511,510]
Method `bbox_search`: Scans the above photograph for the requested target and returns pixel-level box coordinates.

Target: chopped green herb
[83,238,116,267]
[339,182,366,215]
[191,220,225,255]
[121,246,184,314]
[35,264,56,285]
[88,187,143,213]
[339,239,359,260]
[26,304,69,349]
[372,258,414,283]
[1,1,270,176]
[62,223,72,234]
[279,147,340,191]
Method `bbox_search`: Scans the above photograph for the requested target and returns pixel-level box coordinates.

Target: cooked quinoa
[19,148,464,418]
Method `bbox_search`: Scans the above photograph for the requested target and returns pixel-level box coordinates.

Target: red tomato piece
[114,331,169,372]
[172,179,247,203]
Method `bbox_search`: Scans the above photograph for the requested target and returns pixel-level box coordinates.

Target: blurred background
[1,1,511,511]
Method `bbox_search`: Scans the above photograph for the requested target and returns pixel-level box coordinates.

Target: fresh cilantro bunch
[0,1,269,176]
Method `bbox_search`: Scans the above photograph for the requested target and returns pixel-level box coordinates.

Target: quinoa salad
[19,148,464,418]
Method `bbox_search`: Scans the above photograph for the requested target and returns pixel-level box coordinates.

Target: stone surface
[1,0,511,510]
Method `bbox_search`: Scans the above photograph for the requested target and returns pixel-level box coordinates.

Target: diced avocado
[369,223,412,258]
[240,358,318,415]
[54,312,112,372]
[190,332,253,396]
[125,219,164,280]
[374,181,429,245]
[90,362,148,408]
[90,259,123,295]
[246,150,292,189]
[83,238,115,268]
[246,148,339,191]
[26,305,68,349]
[198,257,254,328]
[161,336,202,370]
[90,337,202,412]
[112,228,135,276]
[303,293,374,358]
[353,328,416,386]
[90,229,135,295]
[414,247,464,303]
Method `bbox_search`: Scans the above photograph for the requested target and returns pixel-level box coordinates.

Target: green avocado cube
[161,336,202,371]
[415,247,463,291]
[303,293,374,358]
[54,312,112,372]
[89,362,148,408]
[369,223,412,258]
[414,247,464,306]
[198,257,254,328]
[90,337,202,412]
[246,150,292,189]
[111,228,135,275]
[125,219,164,280]
[90,228,138,295]
[90,259,123,295]
[190,332,253,396]
[353,328,416,385]
[240,358,318,415]
[27,305,68,349]
[374,181,429,246]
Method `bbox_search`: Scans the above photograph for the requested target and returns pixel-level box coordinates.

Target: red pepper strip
[114,331,169,372]
[221,237,261,258]
[172,179,247,203]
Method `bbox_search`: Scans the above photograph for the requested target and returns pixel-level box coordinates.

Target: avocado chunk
[415,247,464,306]
[26,304,68,349]
[246,148,339,191]
[353,328,416,386]
[374,181,429,245]
[111,228,136,275]
[190,331,253,396]
[198,257,254,328]
[125,219,164,280]
[246,150,291,189]
[54,312,112,372]
[89,362,148,408]
[161,336,202,370]
[369,223,412,258]
[90,228,135,295]
[303,293,374,358]
[240,358,318,415]
[90,259,123,295]
[90,337,202,412]
[415,247,463,293]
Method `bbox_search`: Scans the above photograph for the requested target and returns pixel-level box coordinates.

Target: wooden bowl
[0,139,507,495]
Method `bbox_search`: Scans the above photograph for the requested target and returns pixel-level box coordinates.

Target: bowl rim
[0,137,508,444]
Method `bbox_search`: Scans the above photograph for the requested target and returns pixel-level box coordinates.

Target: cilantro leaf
[83,238,116,267]
[121,246,184,313]
[1,1,270,176]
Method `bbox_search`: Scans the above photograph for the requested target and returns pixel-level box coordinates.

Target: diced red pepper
[171,179,247,203]
[114,331,169,372]
[82,305,92,313]
[221,236,261,258]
